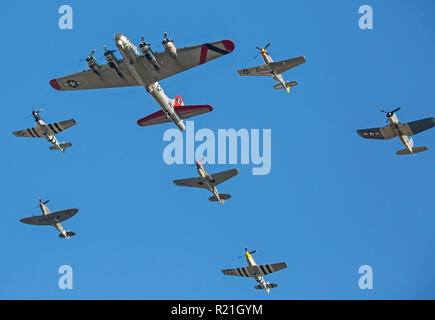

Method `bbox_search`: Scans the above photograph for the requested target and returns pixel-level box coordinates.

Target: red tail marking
[174,95,184,107]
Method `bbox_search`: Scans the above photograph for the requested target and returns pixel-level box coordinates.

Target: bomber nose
[196,161,201,168]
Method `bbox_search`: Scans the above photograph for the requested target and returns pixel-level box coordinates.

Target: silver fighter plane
[237,43,306,93]
[173,162,238,205]
[13,109,76,153]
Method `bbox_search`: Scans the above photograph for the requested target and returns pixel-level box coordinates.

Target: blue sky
[1,0,434,299]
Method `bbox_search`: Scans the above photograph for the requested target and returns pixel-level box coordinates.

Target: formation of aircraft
[13,109,76,153]
[222,247,288,293]
[173,161,238,205]
[49,32,235,131]
[14,31,434,294]
[357,107,435,155]
[237,43,306,93]
[20,200,78,239]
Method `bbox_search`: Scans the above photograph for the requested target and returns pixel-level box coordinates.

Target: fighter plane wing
[13,119,76,138]
[357,126,397,140]
[20,209,78,225]
[173,177,207,188]
[237,56,306,76]
[210,169,238,185]
[13,127,43,138]
[153,40,235,81]
[398,117,435,136]
[222,262,288,278]
[50,61,138,91]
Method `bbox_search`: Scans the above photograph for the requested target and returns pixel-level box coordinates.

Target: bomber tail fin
[396,146,428,155]
[274,81,298,92]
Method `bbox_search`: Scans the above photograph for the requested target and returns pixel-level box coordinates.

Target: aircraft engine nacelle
[162,32,177,57]
[139,40,160,71]
[163,41,177,57]
[104,50,117,66]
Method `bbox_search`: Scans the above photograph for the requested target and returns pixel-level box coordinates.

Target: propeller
[33,199,49,210]
[28,107,44,119]
[162,32,173,44]
[103,45,116,55]
[80,49,96,62]
[380,107,401,122]
[189,157,205,167]
[238,247,257,258]
[254,43,271,58]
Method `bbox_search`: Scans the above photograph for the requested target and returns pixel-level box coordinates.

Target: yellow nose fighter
[221,247,288,293]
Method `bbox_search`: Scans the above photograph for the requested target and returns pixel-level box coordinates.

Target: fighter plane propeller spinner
[237,43,306,93]
[13,109,76,153]
[173,162,238,205]
[20,200,78,239]
[357,107,435,155]
[50,33,235,131]
[222,247,288,293]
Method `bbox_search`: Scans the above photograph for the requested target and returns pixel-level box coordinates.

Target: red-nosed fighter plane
[173,162,238,205]
[49,33,235,131]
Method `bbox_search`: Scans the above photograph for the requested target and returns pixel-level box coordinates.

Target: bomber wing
[50,61,137,91]
[153,40,235,81]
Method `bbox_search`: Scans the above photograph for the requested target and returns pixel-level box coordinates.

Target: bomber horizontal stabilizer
[137,105,213,127]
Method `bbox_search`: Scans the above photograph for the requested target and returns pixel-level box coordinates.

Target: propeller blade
[256,46,261,50]
[89,49,96,57]
[392,107,401,113]
[249,250,256,254]
[43,200,50,205]
[264,42,270,49]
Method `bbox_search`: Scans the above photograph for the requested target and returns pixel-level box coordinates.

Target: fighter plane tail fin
[49,143,72,151]
[396,146,428,155]
[209,194,231,202]
[254,283,278,290]
[59,231,76,239]
[273,81,298,92]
